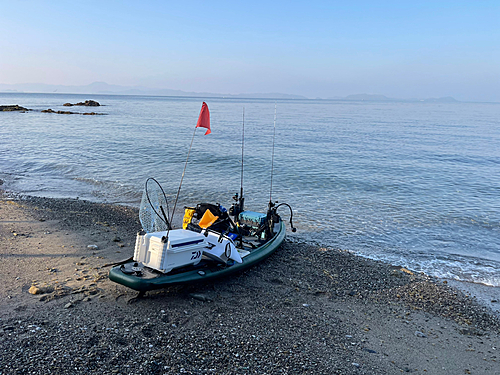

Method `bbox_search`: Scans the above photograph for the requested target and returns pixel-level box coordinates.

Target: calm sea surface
[1,93,499,287]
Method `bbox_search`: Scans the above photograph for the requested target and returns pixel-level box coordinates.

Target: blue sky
[1,1,499,101]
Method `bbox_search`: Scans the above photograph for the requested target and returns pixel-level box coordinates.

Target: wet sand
[1,192,499,374]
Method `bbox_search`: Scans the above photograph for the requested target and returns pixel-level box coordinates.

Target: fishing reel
[229,192,245,219]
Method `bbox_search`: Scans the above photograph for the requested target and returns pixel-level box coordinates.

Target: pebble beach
[1,191,500,374]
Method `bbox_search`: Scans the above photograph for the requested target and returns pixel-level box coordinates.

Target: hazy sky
[1,1,499,101]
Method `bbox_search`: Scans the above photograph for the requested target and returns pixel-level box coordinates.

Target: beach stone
[189,293,212,302]
[28,285,53,295]
[414,331,427,338]
[459,327,484,336]
[28,286,40,295]
[400,267,414,275]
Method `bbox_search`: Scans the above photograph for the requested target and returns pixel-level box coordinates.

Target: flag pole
[170,102,210,227]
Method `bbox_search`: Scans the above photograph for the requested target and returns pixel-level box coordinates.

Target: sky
[0,1,499,101]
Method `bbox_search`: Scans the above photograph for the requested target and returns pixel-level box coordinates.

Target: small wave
[73,177,106,186]
[358,249,500,287]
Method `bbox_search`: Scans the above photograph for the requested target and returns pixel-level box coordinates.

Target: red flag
[196,102,211,135]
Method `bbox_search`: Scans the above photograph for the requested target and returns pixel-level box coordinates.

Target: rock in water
[81,100,100,106]
[0,105,30,111]
[63,100,101,107]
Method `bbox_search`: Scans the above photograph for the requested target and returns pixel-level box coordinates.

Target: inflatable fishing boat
[108,197,294,292]
[108,102,295,293]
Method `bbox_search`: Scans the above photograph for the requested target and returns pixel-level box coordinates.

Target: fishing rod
[266,103,296,233]
[269,102,277,205]
[230,107,245,219]
[239,107,245,213]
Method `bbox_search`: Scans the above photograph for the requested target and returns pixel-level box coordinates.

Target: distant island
[0,81,460,102]
[337,94,459,103]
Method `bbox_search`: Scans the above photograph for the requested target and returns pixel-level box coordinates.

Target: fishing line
[170,126,197,227]
[240,107,245,207]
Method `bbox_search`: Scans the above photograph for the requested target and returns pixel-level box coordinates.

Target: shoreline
[1,191,500,374]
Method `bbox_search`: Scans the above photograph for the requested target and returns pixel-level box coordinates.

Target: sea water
[1,93,499,290]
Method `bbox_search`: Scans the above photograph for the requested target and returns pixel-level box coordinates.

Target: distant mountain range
[0,81,459,102]
[0,82,307,100]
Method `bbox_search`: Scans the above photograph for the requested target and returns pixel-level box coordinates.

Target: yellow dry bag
[182,208,196,229]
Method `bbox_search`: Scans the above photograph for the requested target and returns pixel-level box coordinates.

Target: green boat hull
[108,221,286,291]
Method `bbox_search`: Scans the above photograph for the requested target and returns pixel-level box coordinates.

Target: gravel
[1,193,499,374]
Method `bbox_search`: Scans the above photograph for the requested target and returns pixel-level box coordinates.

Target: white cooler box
[134,229,207,273]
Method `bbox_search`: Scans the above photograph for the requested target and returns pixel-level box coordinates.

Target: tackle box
[238,211,267,228]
